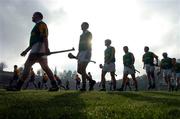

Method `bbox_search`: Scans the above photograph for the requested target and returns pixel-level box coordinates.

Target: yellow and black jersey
[30,21,48,47]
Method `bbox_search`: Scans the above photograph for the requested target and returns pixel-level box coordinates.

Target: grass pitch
[0,90,180,119]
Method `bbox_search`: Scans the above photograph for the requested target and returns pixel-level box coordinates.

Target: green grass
[0,90,180,119]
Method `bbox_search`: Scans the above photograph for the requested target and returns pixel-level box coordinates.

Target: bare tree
[0,62,7,71]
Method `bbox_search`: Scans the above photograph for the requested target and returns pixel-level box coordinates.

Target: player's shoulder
[111,46,115,51]
[149,51,155,55]
[85,30,92,35]
[38,21,47,28]
[129,52,134,55]
[39,21,46,25]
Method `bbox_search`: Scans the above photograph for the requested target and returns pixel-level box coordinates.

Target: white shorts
[123,66,135,75]
[102,63,115,72]
[162,69,172,78]
[144,64,155,73]
[77,50,91,63]
[30,42,47,59]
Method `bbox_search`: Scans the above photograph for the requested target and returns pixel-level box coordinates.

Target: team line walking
[6,12,180,92]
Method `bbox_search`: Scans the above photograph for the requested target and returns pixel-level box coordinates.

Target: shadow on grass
[46,92,87,119]
[144,91,180,97]
[107,91,180,107]
[107,91,180,118]
[0,90,87,119]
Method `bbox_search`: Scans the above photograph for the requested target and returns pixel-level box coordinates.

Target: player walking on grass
[77,22,95,91]
[75,74,81,90]
[142,46,158,90]
[172,58,180,91]
[9,65,20,87]
[100,39,116,91]
[160,52,173,91]
[41,73,49,89]
[119,46,138,91]
[7,12,58,91]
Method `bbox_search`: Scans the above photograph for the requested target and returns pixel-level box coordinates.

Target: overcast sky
[0,0,180,81]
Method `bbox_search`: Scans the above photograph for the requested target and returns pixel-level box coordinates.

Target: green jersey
[143,52,154,65]
[78,30,92,52]
[123,52,134,66]
[104,46,115,63]
[160,57,172,69]
[30,21,48,47]
[174,63,180,73]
